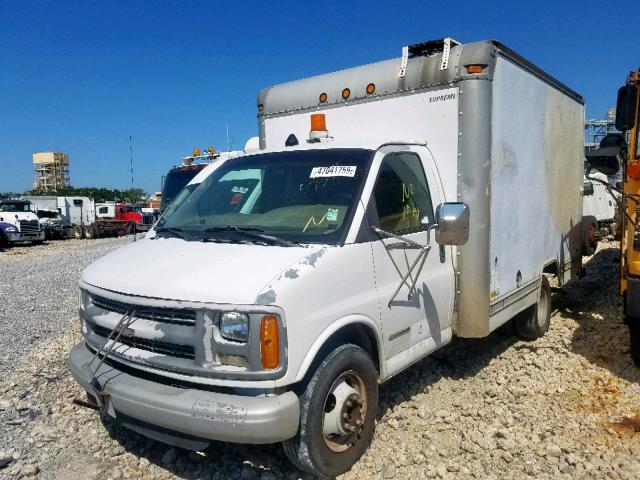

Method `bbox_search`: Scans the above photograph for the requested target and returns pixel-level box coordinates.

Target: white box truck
[69,38,585,477]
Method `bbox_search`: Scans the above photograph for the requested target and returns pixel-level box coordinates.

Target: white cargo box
[258,40,584,337]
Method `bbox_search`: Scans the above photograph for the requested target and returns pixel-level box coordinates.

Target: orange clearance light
[193,147,200,157]
[466,65,485,74]
[208,146,215,154]
[310,113,327,132]
[258,104,264,112]
[260,315,280,369]
[341,87,351,99]
[319,92,328,103]
[366,83,375,94]
[628,160,640,181]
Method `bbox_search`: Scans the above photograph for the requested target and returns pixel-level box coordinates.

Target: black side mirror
[585,148,621,176]
[585,133,625,176]
[616,85,638,131]
[583,181,594,196]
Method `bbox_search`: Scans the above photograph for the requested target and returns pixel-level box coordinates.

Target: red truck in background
[95,202,154,231]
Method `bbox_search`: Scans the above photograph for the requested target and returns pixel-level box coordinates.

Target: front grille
[142,215,154,225]
[89,322,195,359]
[19,220,39,235]
[91,295,196,326]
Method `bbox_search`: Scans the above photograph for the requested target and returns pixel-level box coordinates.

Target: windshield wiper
[154,227,192,241]
[202,226,301,247]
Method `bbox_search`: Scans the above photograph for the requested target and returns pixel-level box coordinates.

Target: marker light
[466,65,485,74]
[208,146,215,154]
[310,113,327,132]
[366,83,376,94]
[260,315,280,369]
[319,92,328,103]
[342,88,351,99]
[628,160,640,181]
[258,104,264,112]
[193,147,200,157]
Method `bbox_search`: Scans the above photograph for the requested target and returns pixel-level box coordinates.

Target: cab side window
[372,153,434,233]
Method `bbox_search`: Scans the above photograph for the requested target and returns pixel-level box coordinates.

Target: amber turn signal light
[260,315,280,369]
[628,160,640,181]
[466,65,485,74]
[342,88,350,99]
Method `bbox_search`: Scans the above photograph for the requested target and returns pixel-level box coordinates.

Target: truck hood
[81,237,320,305]
[0,212,38,224]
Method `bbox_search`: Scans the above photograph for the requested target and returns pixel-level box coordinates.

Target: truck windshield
[0,202,30,212]
[161,167,206,211]
[37,210,59,218]
[158,149,372,245]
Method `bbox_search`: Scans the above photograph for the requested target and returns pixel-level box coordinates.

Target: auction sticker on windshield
[310,166,356,178]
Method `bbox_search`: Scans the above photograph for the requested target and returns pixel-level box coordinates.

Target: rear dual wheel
[514,276,552,340]
[629,321,640,366]
[84,226,97,239]
[283,344,378,478]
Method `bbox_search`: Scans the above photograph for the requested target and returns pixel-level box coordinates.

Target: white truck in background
[582,171,618,254]
[69,38,586,477]
[27,196,95,238]
[0,199,45,244]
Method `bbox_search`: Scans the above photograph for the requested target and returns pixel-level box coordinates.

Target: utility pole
[129,135,134,194]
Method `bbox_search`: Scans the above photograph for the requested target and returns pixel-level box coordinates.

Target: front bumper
[4,232,21,242]
[68,342,300,447]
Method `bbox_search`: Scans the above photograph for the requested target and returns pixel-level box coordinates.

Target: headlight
[3,226,17,233]
[220,312,249,343]
[79,289,91,312]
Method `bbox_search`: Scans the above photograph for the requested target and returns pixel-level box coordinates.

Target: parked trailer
[69,38,585,477]
[26,196,137,239]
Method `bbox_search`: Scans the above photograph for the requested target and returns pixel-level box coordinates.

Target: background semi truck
[27,196,151,239]
[69,38,585,477]
[0,199,44,244]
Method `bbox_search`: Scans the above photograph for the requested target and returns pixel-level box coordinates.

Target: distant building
[32,151,70,191]
[148,192,162,209]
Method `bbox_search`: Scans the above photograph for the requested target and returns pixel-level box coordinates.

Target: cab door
[363,146,454,373]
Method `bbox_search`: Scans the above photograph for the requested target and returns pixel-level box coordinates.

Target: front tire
[514,276,552,340]
[283,344,378,478]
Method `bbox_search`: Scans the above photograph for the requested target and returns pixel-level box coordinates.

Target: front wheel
[283,344,378,478]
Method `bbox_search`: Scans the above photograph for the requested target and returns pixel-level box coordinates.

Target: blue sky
[0,1,637,193]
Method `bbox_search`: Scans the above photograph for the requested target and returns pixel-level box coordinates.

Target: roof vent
[408,37,460,58]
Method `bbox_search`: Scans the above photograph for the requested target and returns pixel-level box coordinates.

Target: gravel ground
[1,238,640,479]
[0,236,142,376]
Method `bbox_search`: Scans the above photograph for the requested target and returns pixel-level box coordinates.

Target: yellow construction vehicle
[587,68,640,364]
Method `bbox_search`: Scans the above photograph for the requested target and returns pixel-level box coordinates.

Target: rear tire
[73,225,84,239]
[629,320,640,366]
[84,225,97,239]
[282,344,378,478]
[514,276,552,340]
[582,218,598,256]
